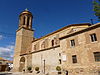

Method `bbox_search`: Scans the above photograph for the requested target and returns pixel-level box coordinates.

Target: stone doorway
[19,57,25,72]
[66,70,68,75]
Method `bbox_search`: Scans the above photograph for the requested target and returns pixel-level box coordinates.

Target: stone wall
[32,46,61,75]
[60,24,100,75]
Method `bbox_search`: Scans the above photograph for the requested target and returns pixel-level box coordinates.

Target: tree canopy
[93,0,100,20]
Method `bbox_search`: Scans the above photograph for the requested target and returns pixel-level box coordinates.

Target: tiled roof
[0,57,13,63]
[0,57,5,60]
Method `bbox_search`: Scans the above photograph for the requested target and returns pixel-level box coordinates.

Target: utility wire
[0,31,34,38]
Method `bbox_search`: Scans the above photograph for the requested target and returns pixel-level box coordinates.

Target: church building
[13,9,100,75]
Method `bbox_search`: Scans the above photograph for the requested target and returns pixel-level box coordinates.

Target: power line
[0,31,34,38]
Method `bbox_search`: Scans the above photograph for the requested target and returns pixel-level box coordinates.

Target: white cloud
[0,35,3,40]
[0,45,15,60]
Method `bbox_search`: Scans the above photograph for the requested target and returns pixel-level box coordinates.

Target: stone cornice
[20,45,60,56]
[16,27,34,32]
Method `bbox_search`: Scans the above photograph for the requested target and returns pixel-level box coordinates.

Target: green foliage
[27,66,32,71]
[56,66,61,71]
[93,0,100,20]
[35,67,39,71]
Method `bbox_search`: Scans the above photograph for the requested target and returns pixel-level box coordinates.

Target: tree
[93,0,100,20]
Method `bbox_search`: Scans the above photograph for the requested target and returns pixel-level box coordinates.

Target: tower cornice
[16,26,34,32]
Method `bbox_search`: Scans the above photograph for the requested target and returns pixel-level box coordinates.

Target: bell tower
[13,9,34,72]
[19,9,33,30]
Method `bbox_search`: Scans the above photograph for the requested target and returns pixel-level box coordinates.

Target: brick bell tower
[13,9,34,72]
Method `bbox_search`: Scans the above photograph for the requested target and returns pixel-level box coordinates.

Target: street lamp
[43,59,45,74]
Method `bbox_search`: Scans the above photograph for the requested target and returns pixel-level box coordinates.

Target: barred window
[70,39,75,47]
[90,33,97,42]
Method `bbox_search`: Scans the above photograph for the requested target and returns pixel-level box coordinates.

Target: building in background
[13,10,100,75]
[0,57,13,72]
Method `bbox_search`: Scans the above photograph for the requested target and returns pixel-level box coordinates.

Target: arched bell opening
[23,16,25,25]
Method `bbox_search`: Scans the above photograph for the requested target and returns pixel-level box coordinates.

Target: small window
[0,62,2,64]
[90,33,97,42]
[93,52,100,62]
[72,55,77,63]
[70,39,75,47]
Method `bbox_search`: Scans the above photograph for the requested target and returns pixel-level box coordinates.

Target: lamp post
[43,59,45,74]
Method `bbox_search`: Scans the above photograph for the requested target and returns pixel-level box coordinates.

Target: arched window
[34,45,36,50]
[27,17,30,26]
[34,43,39,50]
[20,57,25,62]
[23,16,25,25]
[51,40,54,46]
[41,41,45,49]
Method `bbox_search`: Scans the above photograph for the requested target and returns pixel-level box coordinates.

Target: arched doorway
[19,57,25,72]
[66,70,68,75]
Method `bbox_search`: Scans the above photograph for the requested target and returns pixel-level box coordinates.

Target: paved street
[0,72,20,75]
[0,72,34,75]
[0,73,12,75]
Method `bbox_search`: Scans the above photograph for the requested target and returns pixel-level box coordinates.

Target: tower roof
[19,9,33,17]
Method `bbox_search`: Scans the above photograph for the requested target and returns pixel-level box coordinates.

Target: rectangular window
[72,55,77,63]
[94,52,100,62]
[90,33,97,42]
[70,39,75,47]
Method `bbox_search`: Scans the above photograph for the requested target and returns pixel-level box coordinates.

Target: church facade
[13,10,100,75]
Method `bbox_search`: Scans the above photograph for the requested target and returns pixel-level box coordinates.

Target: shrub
[56,66,61,71]
[35,67,39,71]
[27,66,32,71]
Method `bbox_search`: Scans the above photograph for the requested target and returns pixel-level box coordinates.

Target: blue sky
[0,0,99,60]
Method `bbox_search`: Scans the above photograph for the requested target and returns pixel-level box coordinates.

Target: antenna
[90,19,94,25]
